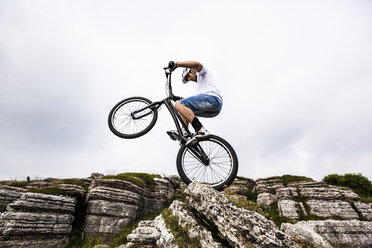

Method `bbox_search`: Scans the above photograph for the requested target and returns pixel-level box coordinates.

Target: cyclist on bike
[168,61,223,145]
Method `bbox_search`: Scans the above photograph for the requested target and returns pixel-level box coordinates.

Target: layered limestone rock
[0,192,76,248]
[9,192,76,213]
[126,200,224,248]
[57,184,86,199]
[257,192,277,207]
[353,202,372,220]
[169,200,224,248]
[83,178,174,235]
[2,174,372,248]
[282,220,372,248]
[126,215,177,248]
[306,199,359,219]
[256,177,363,221]
[255,177,283,207]
[278,200,307,220]
[0,185,26,204]
[186,182,300,248]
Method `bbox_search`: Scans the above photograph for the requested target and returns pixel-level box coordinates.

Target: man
[169,61,223,145]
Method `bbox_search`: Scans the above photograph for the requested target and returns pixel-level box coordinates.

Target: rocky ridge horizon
[1,172,372,248]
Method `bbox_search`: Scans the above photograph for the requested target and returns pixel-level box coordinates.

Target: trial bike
[108,64,238,190]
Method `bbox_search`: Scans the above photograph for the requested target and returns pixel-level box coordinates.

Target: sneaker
[185,127,210,146]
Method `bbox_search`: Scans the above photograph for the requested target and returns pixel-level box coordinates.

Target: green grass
[27,186,66,196]
[264,202,293,227]
[259,175,313,187]
[1,178,89,192]
[102,173,161,189]
[67,235,105,248]
[360,196,372,203]
[280,175,313,187]
[162,208,201,248]
[225,195,267,217]
[173,188,187,203]
[60,179,90,192]
[2,180,29,188]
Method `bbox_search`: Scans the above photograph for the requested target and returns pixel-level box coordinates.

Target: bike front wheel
[108,96,158,139]
[176,135,238,191]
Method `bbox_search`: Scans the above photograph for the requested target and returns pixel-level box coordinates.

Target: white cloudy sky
[1,0,371,181]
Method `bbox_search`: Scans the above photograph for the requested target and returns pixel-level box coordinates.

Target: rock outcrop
[187,182,300,248]
[1,174,372,248]
[0,185,26,205]
[256,178,363,220]
[83,177,174,235]
[282,220,372,248]
[0,192,76,248]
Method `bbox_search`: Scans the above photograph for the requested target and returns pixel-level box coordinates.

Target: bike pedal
[166,131,179,141]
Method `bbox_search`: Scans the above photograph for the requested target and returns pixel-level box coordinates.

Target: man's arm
[175,61,203,72]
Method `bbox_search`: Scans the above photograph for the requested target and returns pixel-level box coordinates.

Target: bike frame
[131,67,210,164]
[131,68,191,142]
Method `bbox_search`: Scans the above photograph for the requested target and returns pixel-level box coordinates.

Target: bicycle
[108,63,238,191]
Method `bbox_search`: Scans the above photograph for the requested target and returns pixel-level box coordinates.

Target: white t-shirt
[196,66,223,102]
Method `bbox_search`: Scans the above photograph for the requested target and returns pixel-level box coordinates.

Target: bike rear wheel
[176,135,238,191]
[108,96,158,139]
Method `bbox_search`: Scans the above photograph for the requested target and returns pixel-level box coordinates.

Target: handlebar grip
[168,61,175,69]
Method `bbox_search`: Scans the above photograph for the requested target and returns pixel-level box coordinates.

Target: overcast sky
[1,0,371,181]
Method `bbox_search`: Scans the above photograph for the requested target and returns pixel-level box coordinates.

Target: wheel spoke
[181,137,235,187]
[110,98,156,137]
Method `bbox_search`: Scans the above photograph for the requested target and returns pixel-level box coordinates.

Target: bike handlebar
[163,65,182,102]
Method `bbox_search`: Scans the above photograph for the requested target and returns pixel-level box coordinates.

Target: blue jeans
[180,94,222,117]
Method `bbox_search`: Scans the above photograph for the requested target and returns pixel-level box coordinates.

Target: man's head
[182,68,197,84]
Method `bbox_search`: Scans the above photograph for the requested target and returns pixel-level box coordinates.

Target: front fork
[188,142,210,166]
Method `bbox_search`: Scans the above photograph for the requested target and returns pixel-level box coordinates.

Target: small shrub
[323,173,372,198]
[268,188,277,195]
[246,186,257,202]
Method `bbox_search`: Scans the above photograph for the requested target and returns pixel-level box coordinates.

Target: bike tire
[176,135,238,191]
[108,96,158,139]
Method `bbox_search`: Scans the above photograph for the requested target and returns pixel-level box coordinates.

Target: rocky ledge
[123,182,372,248]
[0,188,77,248]
[83,177,174,234]
[1,173,372,247]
